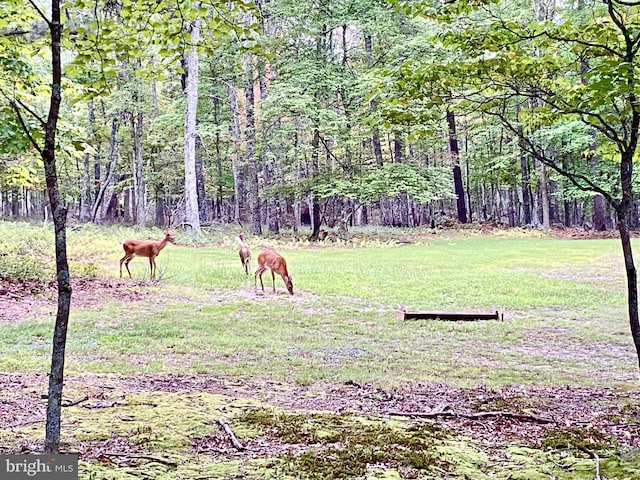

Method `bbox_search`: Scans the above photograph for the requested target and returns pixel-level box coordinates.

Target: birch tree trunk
[183,17,201,235]
[131,107,146,226]
[79,101,94,222]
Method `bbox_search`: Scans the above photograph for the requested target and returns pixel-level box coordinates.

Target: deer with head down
[236,232,251,275]
[254,249,294,295]
[119,230,176,280]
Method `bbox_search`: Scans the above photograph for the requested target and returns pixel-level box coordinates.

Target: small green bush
[0,223,54,282]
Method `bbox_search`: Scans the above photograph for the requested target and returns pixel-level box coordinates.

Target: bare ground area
[0,277,153,324]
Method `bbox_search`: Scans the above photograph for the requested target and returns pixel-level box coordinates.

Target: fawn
[236,233,251,275]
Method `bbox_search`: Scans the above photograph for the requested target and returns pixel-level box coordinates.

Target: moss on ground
[3,386,640,479]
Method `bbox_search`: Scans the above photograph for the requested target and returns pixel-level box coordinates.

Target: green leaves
[315,163,454,205]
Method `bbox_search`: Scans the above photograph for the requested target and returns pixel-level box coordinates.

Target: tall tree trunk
[195,134,207,222]
[393,133,403,162]
[79,101,95,222]
[211,91,223,221]
[618,205,640,368]
[130,108,145,226]
[309,127,322,240]
[518,130,532,224]
[92,117,120,223]
[155,184,166,227]
[363,32,384,166]
[618,132,640,367]
[593,194,607,230]
[264,157,280,234]
[446,110,467,223]
[562,156,572,226]
[244,59,262,236]
[228,83,247,224]
[33,0,72,454]
[540,164,551,230]
[183,17,201,235]
[293,128,302,232]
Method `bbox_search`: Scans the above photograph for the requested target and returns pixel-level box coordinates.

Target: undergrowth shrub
[0,223,54,283]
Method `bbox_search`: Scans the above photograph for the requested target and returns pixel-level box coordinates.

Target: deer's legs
[254,266,267,292]
[120,253,134,278]
[149,257,155,280]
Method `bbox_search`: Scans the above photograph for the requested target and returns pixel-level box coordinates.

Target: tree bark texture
[43,0,72,455]
[446,110,467,223]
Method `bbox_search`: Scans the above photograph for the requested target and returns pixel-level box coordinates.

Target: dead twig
[389,410,555,424]
[99,452,178,468]
[62,395,89,407]
[576,446,602,480]
[217,418,245,451]
[432,465,461,477]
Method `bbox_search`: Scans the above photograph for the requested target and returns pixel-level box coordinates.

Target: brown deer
[254,249,294,295]
[236,233,251,275]
[119,230,176,280]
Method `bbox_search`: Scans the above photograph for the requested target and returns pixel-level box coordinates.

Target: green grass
[0,222,636,387]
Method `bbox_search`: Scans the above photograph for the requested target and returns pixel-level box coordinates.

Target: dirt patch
[0,278,153,324]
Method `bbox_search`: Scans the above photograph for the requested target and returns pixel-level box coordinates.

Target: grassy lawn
[1,222,639,479]
[2,222,634,387]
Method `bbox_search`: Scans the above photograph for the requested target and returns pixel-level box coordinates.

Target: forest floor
[3,370,640,452]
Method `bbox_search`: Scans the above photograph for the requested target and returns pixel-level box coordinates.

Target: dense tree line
[2,0,633,236]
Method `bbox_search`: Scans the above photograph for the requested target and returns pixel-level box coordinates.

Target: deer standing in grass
[236,233,251,275]
[254,249,294,295]
[119,230,176,280]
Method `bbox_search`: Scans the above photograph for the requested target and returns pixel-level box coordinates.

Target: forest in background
[2,0,636,238]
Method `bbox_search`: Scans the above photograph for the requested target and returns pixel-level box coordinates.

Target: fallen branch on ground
[217,418,245,450]
[62,395,89,407]
[576,446,602,480]
[99,452,178,468]
[389,410,555,424]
